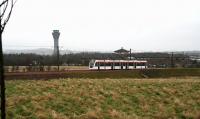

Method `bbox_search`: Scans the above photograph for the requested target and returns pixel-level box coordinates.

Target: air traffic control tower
[52,30,60,55]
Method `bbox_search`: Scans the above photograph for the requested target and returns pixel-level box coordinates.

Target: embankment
[5,68,200,80]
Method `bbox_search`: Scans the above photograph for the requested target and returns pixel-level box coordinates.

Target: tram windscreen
[89,60,95,68]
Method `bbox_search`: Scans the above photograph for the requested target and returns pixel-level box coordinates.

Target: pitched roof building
[114,47,130,54]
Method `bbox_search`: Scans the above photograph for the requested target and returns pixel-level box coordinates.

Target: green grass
[5,78,200,119]
[142,68,200,78]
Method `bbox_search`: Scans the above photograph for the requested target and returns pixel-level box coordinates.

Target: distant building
[52,30,60,55]
[114,47,130,54]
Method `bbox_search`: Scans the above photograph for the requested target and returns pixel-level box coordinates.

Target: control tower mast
[52,30,60,55]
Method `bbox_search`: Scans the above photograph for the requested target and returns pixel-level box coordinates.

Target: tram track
[5,68,200,80]
[5,69,144,80]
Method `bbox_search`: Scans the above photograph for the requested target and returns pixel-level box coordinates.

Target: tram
[89,60,147,70]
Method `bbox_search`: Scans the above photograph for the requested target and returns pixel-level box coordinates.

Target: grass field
[5,78,200,119]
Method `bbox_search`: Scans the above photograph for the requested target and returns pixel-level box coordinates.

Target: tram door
[126,63,128,69]
[111,63,114,70]
[121,63,126,69]
[121,62,123,69]
[97,62,100,70]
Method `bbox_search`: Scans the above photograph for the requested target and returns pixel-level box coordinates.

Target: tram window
[95,62,99,67]
[114,62,120,66]
[137,63,145,66]
[129,63,134,66]
[100,62,104,66]
[105,63,111,66]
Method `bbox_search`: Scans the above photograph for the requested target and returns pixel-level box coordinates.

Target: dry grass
[5,78,200,119]
[5,66,88,72]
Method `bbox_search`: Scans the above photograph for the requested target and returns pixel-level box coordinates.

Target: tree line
[4,52,198,68]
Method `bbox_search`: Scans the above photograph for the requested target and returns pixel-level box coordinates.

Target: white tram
[89,60,148,70]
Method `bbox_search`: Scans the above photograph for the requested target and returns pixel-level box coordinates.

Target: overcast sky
[2,0,200,51]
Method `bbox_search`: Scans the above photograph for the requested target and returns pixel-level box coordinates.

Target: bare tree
[0,0,16,118]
